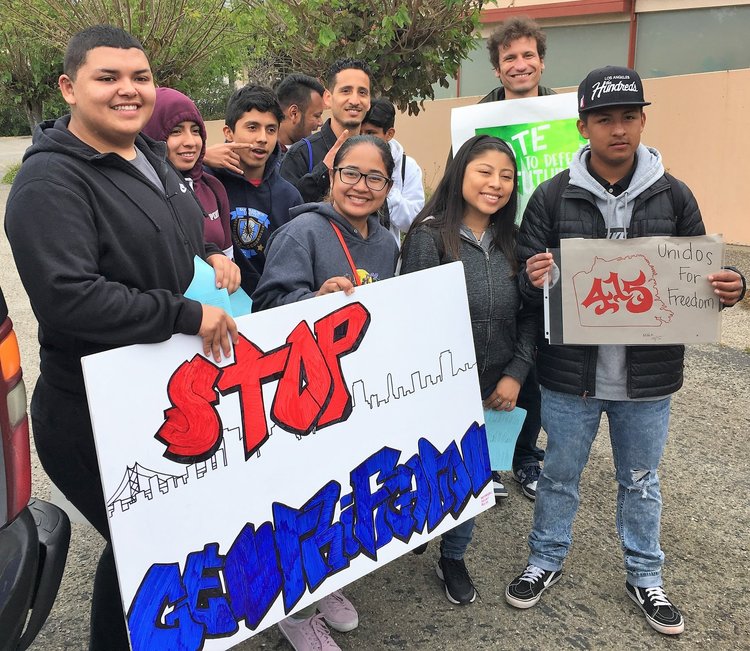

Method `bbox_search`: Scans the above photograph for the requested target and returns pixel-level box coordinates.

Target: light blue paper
[484,407,528,471]
[184,256,231,314]
[229,287,253,317]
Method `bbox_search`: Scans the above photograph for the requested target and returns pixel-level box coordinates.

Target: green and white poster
[450,93,586,219]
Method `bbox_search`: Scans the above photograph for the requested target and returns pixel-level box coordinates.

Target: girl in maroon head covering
[143,87,233,257]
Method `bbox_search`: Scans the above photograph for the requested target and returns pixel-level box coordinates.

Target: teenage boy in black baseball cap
[504,65,746,635]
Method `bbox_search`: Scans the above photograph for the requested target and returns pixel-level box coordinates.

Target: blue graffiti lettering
[224,522,281,630]
[127,563,205,651]
[126,423,491,649]
[183,544,237,637]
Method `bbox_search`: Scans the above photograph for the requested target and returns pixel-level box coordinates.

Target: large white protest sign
[450,93,586,218]
[82,263,494,651]
[545,236,724,345]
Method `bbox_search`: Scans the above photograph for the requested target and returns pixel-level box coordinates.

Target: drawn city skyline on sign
[105,349,475,518]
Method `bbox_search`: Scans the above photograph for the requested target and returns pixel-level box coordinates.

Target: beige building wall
[206,69,750,245]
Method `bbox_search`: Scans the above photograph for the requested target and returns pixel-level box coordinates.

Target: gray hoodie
[568,143,665,399]
[569,143,665,239]
[252,202,399,310]
[400,222,536,400]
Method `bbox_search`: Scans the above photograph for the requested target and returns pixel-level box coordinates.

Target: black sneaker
[505,564,562,608]
[513,464,541,500]
[436,557,477,605]
[492,472,509,499]
[412,542,428,555]
[626,583,684,635]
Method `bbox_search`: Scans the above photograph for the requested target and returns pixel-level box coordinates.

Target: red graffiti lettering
[582,270,653,315]
[218,337,290,459]
[620,270,653,313]
[271,321,332,436]
[155,356,222,462]
[155,304,371,463]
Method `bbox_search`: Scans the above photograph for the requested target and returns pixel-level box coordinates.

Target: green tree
[0,0,248,131]
[240,0,482,114]
[0,23,64,133]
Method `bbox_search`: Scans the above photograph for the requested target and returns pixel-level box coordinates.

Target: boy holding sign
[4,26,239,649]
[506,66,745,635]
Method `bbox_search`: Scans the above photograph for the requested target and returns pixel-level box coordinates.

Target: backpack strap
[663,172,686,219]
[401,153,406,184]
[302,137,314,174]
[544,168,570,218]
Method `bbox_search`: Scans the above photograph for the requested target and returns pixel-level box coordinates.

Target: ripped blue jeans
[528,387,671,588]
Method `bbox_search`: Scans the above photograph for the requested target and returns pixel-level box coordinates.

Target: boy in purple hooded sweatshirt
[143,87,235,259]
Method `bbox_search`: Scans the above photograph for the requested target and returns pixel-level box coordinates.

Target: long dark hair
[404,135,519,270]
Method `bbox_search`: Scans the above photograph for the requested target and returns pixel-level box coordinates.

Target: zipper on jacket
[461,233,493,375]
[483,245,493,376]
[166,194,194,250]
[625,346,632,398]
[582,347,597,397]
[158,160,200,251]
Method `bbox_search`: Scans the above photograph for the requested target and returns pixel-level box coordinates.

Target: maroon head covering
[142,87,232,252]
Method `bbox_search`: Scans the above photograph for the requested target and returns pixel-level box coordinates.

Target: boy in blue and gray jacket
[206,85,303,293]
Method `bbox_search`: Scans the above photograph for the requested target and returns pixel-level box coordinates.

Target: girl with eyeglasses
[399,134,537,606]
[251,134,399,651]
[253,135,399,311]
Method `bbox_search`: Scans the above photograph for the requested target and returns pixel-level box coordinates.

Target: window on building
[431,77,458,100]
[636,6,750,78]
[542,22,630,88]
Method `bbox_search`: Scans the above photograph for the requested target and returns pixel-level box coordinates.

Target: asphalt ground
[1,164,749,649]
[0,135,31,176]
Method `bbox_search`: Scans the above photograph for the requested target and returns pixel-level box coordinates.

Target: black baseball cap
[577,65,651,113]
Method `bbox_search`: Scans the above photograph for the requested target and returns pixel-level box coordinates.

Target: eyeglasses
[334,167,391,191]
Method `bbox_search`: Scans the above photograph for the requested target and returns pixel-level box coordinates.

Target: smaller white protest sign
[82,263,494,651]
[546,236,724,345]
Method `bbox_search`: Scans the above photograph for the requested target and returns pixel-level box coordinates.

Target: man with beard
[280,59,372,202]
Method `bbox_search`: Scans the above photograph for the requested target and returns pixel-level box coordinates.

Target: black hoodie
[206,145,302,293]
[5,116,216,393]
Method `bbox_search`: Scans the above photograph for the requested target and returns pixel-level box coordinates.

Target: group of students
[127,49,533,649]
[4,17,747,651]
[139,64,425,297]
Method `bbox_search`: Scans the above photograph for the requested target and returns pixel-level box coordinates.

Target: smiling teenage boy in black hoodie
[4,25,238,651]
[206,85,303,294]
